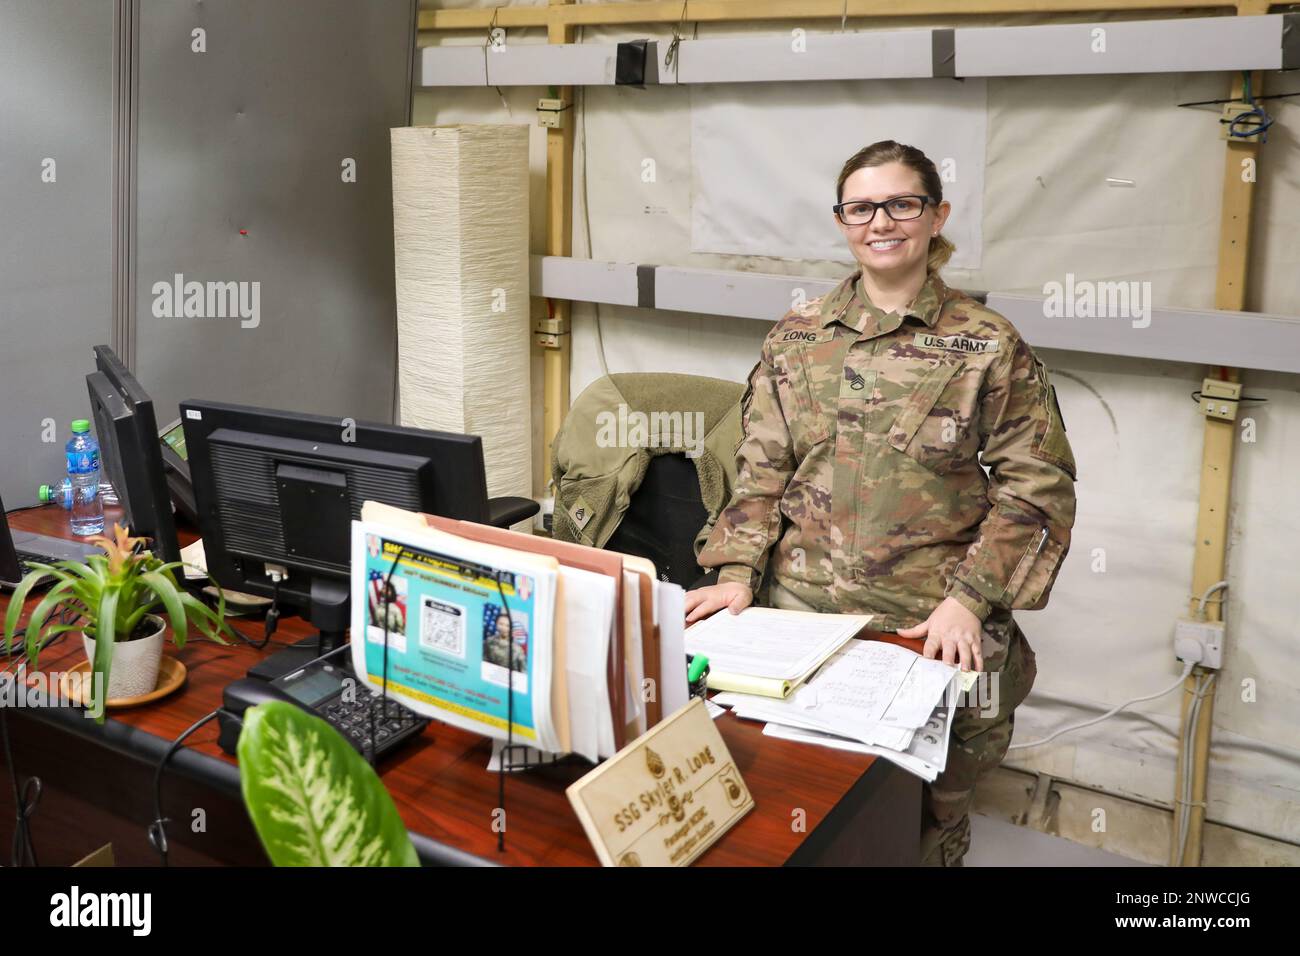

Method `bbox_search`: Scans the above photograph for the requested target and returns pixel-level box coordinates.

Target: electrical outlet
[1174,619,1224,669]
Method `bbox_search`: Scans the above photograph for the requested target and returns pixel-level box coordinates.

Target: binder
[419,514,630,751]
[613,555,661,729]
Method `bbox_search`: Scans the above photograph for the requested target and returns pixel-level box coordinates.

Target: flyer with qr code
[350,519,560,750]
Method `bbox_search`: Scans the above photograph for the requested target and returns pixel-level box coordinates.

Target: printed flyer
[350,519,559,749]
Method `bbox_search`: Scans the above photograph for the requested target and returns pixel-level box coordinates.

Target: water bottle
[41,476,119,509]
[38,477,74,510]
[65,420,105,536]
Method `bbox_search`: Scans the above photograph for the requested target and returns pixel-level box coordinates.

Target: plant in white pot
[2,523,231,721]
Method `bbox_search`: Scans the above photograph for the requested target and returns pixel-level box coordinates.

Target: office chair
[550,372,744,589]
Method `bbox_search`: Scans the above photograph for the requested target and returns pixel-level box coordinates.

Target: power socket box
[1174,619,1224,669]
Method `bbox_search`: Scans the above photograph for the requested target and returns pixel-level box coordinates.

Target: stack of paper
[683,606,871,698]
[712,640,971,782]
[349,502,688,764]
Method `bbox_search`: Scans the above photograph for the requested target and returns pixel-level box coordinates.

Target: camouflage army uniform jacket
[697,269,1077,633]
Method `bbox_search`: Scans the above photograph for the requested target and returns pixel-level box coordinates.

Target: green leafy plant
[238,700,419,867]
[2,523,231,720]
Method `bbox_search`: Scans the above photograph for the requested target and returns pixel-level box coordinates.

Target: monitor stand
[246,577,350,682]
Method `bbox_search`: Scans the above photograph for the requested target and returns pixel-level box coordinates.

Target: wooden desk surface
[2,504,922,866]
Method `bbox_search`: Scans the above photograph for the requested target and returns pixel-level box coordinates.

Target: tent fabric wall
[415,9,1300,846]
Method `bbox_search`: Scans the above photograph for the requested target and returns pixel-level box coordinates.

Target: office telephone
[218,652,429,759]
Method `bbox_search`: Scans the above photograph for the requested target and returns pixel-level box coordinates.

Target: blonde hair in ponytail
[927,233,956,275]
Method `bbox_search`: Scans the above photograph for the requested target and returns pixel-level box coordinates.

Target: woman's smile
[865,236,906,254]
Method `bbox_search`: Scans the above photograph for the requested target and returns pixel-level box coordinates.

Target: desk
[0,505,921,866]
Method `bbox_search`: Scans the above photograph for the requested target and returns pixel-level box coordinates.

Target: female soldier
[686,140,1077,866]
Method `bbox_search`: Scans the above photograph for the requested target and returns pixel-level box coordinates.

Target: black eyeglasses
[832,194,934,226]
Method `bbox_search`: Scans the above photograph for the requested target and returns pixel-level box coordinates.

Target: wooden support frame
[421,0,1235,32]
[539,0,576,491]
[1173,49,1265,865]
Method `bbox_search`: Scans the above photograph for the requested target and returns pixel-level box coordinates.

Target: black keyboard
[6,553,52,587]
[323,685,429,757]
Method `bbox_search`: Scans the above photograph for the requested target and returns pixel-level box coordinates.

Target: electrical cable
[1174,670,1215,865]
[0,614,75,867]
[1176,89,1300,108]
[663,1,689,73]
[493,569,514,853]
[1,666,40,867]
[1008,659,1195,751]
[1189,390,1268,405]
[578,77,611,380]
[2,628,26,657]
[1196,580,1229,620]
[147,708,221,867]
[370,547,408,769]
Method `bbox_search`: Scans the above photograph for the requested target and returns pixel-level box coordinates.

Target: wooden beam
[420,0,1236,33]
[1174,43,1264,864]
[540,2,576,493]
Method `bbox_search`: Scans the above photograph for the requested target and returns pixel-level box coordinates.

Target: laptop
[0,491,103,589]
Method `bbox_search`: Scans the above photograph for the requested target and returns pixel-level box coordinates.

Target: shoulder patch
[568,494,595,531]
[1029,360,1077,480]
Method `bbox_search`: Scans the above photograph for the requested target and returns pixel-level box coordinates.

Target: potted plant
[2,523,231,720]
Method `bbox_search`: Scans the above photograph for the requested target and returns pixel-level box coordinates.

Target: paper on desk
[559,565,616,763]
[712,688,915,751]
[711,640,957,750]
[684,606,870,698]
[622,571,645,734]
[655,582,689,715]
[180,539,207,580]
[880,655,961,728]
[763,699,957,782]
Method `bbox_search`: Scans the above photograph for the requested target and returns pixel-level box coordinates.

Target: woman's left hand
[896,597,984,672]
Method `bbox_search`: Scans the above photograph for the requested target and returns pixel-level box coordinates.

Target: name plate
[566,698,754,866]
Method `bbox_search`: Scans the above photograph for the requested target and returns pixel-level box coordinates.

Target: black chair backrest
[604,452,709,589]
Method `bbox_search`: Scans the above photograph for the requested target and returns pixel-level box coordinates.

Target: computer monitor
[87,346,180,564]
[180,399,491,679]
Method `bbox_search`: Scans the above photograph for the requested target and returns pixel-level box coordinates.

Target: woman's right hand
[684,582,753,624]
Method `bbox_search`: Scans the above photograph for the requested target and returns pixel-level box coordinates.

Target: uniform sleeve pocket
[887,361,960,456]
[1003,527,1066,610]
[734,361,760,456]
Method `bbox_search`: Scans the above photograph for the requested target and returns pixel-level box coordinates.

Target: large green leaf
[237,701,419,867]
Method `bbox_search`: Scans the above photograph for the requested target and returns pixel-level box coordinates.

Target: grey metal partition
[0,1,117,506]
[131,0,416,426]
[0,0,415,506]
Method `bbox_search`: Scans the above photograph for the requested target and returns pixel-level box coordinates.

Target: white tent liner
[416,10,1300,845]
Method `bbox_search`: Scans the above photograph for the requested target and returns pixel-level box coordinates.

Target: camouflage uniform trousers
[767,579,1036,867]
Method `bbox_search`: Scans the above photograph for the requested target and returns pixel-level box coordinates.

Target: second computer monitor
[87,346,180,563]
[179,399,490,612]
